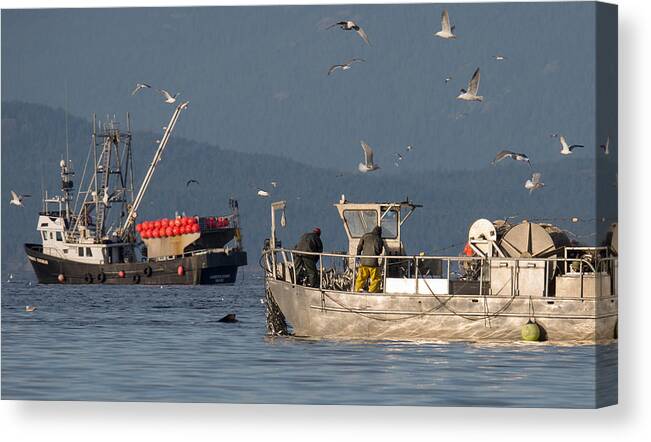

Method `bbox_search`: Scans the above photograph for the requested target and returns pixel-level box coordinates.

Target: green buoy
[521,321,541,342]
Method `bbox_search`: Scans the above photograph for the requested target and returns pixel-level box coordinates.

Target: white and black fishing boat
[262,198,617,342]
[25,101,247,285]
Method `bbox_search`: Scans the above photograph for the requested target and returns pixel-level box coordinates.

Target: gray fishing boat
[262,197,618,342]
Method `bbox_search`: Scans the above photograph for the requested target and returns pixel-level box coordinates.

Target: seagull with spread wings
[457,68,483,101]
[491,150,531,167]
[559,135,584,155]
[434,10,456,39]
[358,141,380,173]
[131,83,151,95]
[328,20,370,45]
[600,136,610,155]
[158,89,179,104]
[524,173,545,193]
[9,190,30,207]
[327,58,365,76]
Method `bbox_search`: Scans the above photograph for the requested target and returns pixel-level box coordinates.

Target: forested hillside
[2,102,614,277]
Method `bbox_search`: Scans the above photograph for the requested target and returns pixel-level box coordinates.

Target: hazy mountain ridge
[2,101,609,276]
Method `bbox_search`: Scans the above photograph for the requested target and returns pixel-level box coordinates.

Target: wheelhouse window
[343,210,378,238]
[78,247,84,257]
[55,232,63,241]
[380,209,399,239]
[86,247,92,257]
[41,232,47,241]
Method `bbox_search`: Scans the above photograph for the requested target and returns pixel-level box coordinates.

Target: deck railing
[262,247,618,299]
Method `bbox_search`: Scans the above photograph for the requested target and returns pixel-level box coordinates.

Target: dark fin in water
[218,313,238,323]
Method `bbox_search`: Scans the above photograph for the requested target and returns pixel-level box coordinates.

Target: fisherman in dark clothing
[354,226,385,293]
[294,227,323,287]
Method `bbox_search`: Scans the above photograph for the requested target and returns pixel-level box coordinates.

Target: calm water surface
[1,270,617,407]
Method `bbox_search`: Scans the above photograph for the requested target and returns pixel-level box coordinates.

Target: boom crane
[118,101,190,241]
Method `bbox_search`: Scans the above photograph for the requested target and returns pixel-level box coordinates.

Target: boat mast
[118,101,190,241]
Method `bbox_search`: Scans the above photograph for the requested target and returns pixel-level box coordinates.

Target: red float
[159,227,167,237]
[172,226,180,236]
[136,223,142,232]
[154,220,161,229]
[118,270,126,278]
[191,224,200,233]
[152,229,160,238]
[174,219,182,227]
[165,226,173,236]
[177,265,185,276]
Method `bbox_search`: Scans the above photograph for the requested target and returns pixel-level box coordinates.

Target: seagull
[559,135,584,155]
[131,83,151,95]
[549,133,560,138]
[25,305,37,312]
[406,145,413,152]
[494,54,507,61]
[358,140,380,173]
[394,153,404,167]
[327,58,365,76]
[491,150,531,167]
[457,68,483,102]
[434,10,456,39]
[271,181,278,188]
[257,188,270,197]
[186,179,199,187]
[158,89,179,104]
[10,190,30,207]
[444,76,453,84]
[600,136,610,155]
[328,20,370,45]
[524,172,545,193]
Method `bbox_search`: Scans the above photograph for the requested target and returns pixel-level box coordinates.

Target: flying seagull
[25,305,37,312]
[394,152,404,167]
[158,89,179,104]
[328,20,370,45]
[494,54,507,61]
[358,140,380,173]
[491,150,531,167]
[444,76,453,84]
[549,133,560,138]
[327,58,365,76]
[434,10,456,39]
[186,179,199,187]
[257,188,270,197]
[406,145,413,152]
[559,135,584,155]
[131,83,151,95]
[524,172,544,193]
[271,181,278,188]
[457,68,483,102]
[600,136,610,155]
[10,190,30,207]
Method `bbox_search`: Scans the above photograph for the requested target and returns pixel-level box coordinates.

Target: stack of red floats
[136,216,200,239]
[135,216,230,239]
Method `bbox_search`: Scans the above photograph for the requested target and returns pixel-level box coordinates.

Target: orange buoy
[172,226,180,236]
[154,220,161,229]
[152,229,160,238]
[118,270,126,278]
[135,223,142,232]
[191,224,200,233]
[159,227,167,237]
[57,273,65,283]
[174,219,182,227]
[177,265,185,276]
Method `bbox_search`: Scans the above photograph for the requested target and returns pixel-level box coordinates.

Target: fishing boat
[25,101,247,285]
[262,198,617,342]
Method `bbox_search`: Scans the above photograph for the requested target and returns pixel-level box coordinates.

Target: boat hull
[266,279,618,342]
[25,243,247,285]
